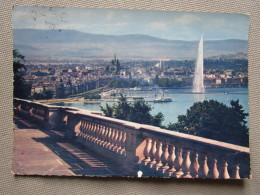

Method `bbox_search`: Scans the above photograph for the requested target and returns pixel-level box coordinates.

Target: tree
[152,112,164,127]
[168,100,249,147]
[32,88,53,100]
[100,94,164,127]
[84,93,101,100]
[128,100,153,124]
[43,89,54,99]
[100,104,113,117]
[13,49,32,99]
[113,95,131,120]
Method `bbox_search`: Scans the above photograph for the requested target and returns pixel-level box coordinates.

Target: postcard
[12,6,250,178]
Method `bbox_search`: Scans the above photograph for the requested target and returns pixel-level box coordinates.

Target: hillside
[13,29,248,61]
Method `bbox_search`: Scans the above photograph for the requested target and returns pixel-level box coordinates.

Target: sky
[13,6,249,41]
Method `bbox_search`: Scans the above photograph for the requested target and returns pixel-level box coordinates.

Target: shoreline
[35,87,248,105]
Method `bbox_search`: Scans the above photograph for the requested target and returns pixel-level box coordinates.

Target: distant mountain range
[13,29,248,61]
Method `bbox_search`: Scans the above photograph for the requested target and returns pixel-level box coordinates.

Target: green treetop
[168,99,249,147]
[100,94,164,127]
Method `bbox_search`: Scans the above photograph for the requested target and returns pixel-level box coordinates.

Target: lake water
[53,88,248,126]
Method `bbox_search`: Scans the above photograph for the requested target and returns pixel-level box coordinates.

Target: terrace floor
[12,115,125,176]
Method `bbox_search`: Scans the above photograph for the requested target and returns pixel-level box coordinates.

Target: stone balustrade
[13,98,250,178]
[139,126,250,178]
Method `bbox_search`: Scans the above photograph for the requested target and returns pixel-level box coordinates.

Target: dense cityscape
[19,53,248,100]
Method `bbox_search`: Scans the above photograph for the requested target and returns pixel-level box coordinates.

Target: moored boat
[153,97,173,103]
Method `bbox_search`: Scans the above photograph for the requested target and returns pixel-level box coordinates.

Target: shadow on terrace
[13,115,127,176]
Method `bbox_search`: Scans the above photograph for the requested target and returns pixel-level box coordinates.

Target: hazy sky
[13,6,249,41]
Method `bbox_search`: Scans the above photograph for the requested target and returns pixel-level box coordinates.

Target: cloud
[101,22,130,27]
[174,14,201,24]
[148,22,167,30]
[106,10,116,20]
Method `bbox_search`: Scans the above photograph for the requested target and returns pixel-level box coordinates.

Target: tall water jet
[193,34,205,93]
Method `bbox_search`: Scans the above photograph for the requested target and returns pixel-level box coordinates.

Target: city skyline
[13,6,249,41]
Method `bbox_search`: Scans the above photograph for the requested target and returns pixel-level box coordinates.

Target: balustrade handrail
[14,98,249,153]
[140,125,249,153]
[14,98,250,178]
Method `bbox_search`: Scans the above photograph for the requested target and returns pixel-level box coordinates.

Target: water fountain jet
[193,34,205,93]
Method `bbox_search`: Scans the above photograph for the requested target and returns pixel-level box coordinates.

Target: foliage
[56,82,65,98]
[100,104,113,117]
[32,88,54,100]
[84,93,101,100]
[109,78,141,88]
[167,100,249,147]
[100,94,164,127]
[13,49,32,99]
[153,77,191,88]
[35,71,48,76]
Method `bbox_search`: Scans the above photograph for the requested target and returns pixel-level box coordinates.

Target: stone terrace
[12,98,250,178]
[13,115,126,176]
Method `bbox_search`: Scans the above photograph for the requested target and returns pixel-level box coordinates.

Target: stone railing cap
[15,98,250,153]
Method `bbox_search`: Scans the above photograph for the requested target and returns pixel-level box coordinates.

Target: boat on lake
[153,97,173,103]
[132,96,145,101]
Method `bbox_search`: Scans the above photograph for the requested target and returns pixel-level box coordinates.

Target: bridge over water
[13,98,250,178]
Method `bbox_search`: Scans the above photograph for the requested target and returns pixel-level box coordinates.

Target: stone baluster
[88,122,92,140]
[93,123,98,142]
[112,130,119,151]
[109,128,116,150]
[96,124,101,144]
[77,120,82,143]
[203,156,209,178]
[62,114,68,128]
[103,126,110,147]
[148,139,157,168]
[97,124,102,145]
[99,125,105,146]
[116,131,123,153]
[85,121,90,140]
[155,141,163,170]
[102,125,108,145]
[91,123,97,142]
[143,138,152,165]
[107,127,113,148]
[100,125,105,146]
[86,121,91,141]
[108,129,115,150]
[97,124,103,144]
[94,124,100,144]
[86,121,90,131]
[212,159,219,179]
[29,107,33,116]
[120,132,127,155]
[82,120,87,143]
[79,120,83,137]
[160,144,170,173]
[167,145,176,176]
[79,120,85,143]
[85,121,89,140]
[91,123,96,141]
[222,161,230,179]
[82,120,89,142]
[174,147,184,178]
[182,150,192,178]
[193,153,200,178]
[233,165,240,179]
